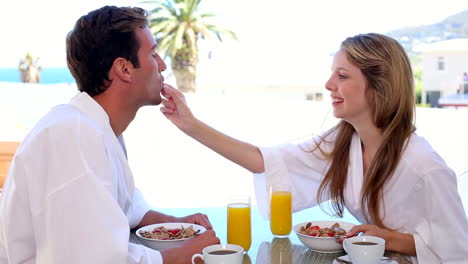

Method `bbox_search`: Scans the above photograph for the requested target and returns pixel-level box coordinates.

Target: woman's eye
[338,74,347,80]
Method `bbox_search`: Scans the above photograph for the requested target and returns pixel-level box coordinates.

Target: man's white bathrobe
[254,131,468,264]
[0,92,162,263]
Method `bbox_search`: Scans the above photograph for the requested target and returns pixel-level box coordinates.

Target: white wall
[422,51,468,97]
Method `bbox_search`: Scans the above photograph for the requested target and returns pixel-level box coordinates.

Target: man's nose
[157,55,167,71]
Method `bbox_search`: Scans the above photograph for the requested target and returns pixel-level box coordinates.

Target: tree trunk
[172,66,197,93]
[172,49,198,93]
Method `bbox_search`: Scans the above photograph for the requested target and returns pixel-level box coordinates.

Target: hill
[387,9,468,53]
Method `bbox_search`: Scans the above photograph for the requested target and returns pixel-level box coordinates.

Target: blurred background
[0,0,467,212]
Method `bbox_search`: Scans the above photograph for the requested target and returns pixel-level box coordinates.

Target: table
[131,206,410,263]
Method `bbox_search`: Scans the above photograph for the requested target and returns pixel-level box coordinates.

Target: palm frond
[159,34,176,57]
[186,0,200,19]
[161,20,179,37]
[192,21,211,38]
[185,27,198,54]
[200,13,216,19]
[150,19,176,35]
[173,22,187,50]
[149,17,170,25]
[206,24,238,41]
[145,0,237,56]
[149,1,178,17]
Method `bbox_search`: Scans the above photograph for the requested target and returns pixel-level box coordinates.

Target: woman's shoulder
[399,133,452,175]
[296,127,340,153]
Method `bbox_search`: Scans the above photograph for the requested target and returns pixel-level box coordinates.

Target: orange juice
[227,203,251,251]
[270,191,292,236]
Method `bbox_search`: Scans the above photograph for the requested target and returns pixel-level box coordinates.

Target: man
[0,6,219,264]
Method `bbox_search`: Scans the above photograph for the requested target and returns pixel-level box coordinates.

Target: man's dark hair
[66,6,149,96]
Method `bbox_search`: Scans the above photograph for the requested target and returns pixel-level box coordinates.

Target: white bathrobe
[254,130,468,264]
[0,92,162,263]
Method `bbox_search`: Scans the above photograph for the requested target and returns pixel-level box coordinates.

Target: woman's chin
[332,109,343,119]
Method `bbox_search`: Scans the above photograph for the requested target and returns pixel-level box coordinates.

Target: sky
[1,0,468,86]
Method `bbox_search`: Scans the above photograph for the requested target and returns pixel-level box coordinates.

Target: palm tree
[145,0,237,93]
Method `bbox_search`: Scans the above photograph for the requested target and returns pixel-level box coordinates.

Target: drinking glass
[270,237,292,264]
[270,185,292,237]
[227,195,251,251]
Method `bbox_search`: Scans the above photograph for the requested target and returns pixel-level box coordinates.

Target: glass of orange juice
[270,237,292,263]
[270,185,292,237]
[227,195,251,251]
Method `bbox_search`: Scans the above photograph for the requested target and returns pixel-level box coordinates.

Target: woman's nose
[325,78,335,91]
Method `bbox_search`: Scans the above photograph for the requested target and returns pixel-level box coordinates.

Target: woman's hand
[346,224,389,238]
[160,84,197,133]
[335,224,384,244]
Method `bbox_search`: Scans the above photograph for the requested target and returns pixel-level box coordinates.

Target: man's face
[132,26,167,105]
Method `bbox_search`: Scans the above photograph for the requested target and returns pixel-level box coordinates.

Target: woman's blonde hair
[316,33,416,228]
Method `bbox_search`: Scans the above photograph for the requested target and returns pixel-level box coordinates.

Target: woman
[160,33,468,263]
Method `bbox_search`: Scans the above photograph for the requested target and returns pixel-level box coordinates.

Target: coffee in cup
[192,244,244,264]
[343,236,385,264]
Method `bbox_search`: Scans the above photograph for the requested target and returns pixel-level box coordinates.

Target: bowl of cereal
[293,221,355,253]
[136,222,206,250]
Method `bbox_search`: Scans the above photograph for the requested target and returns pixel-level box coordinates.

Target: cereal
[299,222,347,237]
[139,225,200,240]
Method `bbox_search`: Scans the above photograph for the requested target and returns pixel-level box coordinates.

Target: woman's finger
[347,224,368,236]
[163,84,186,105]
[160,106,174,114]
[161,98,175,110]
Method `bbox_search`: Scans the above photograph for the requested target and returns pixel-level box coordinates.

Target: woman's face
[325,49,373,126]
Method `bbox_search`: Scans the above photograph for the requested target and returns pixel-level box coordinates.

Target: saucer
[333,255,398,264]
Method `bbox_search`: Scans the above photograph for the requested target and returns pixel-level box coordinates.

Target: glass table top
[132,205,360,263]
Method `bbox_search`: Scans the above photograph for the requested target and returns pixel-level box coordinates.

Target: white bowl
[293,220,355,253]
[136,222,206,250]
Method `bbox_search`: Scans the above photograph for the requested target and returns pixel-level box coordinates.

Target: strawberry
[168,229,180,235]
[307,225,320,232]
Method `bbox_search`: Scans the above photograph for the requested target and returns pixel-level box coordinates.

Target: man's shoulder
[40,103,105,131]
[19,104,106,153]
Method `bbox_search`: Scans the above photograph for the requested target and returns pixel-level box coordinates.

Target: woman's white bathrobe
[254,131,468,264]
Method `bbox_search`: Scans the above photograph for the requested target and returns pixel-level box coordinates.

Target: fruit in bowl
[293,221,355,253]
[136,222,206,250]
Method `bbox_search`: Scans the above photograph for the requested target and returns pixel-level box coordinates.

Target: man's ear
[111,58,133,82]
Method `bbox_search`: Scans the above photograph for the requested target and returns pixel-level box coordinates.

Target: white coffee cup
[191,244,244,264]
[343,236,385,264]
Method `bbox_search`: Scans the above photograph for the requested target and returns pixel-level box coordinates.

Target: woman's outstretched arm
[160,84,265,174]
